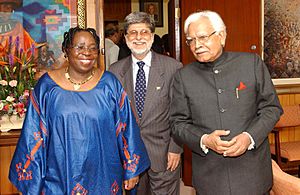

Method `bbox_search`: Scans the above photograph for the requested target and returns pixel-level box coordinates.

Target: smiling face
[66,31,98,74]
[187,17,226,63]
[125,23,154,60]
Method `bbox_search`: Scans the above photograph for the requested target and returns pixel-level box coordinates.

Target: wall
[131,0,169,37]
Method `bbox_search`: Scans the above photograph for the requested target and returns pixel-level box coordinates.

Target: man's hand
[124,175,139,190]
[223,133,251,157]
[203,130,236,154]
[167,152,181,171]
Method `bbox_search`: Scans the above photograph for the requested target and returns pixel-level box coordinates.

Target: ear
[218,31,227,47]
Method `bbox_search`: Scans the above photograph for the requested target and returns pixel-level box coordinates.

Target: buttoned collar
[201,51,228,68]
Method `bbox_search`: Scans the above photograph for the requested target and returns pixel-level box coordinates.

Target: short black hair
[104,23,119,38]
[62,26,100,54]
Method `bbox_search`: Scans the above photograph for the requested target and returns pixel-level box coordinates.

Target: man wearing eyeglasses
[109,11,182,195]
[170,10,282,194]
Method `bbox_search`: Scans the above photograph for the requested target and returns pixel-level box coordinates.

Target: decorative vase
[0,115,24,132]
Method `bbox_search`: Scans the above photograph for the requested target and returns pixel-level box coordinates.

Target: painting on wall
[0,0,85,77]
[264,0,300,82]
[140,0,163,27]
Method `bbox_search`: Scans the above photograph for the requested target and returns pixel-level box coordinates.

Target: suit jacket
[170,52,283,194]
[109,51,183,172]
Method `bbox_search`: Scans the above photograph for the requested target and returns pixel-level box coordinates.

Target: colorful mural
[0,0,77,71]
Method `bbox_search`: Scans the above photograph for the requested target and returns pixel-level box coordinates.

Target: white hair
[184,10,226,35]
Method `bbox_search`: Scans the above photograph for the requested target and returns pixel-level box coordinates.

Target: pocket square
[237,81,247,90]
[235,81,247,99]
[156,86,161,90]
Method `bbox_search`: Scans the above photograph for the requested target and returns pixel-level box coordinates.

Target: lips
[195,47,208,53]
[196,51,208,55]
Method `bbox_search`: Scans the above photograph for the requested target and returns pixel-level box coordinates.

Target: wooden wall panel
[103,0,131,21]
[0,146,18,195]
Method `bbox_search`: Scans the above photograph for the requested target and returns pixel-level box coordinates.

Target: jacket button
[220,108,226,113]
[218,89,223,94]
[214,69,220,74]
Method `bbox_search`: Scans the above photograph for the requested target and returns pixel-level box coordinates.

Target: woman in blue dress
[9,27,150,194]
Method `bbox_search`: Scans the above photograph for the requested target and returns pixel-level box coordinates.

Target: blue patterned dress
[9,71,150,194]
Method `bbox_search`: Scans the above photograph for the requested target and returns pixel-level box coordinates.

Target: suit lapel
[119,58,137,114]
[141,52,164,123]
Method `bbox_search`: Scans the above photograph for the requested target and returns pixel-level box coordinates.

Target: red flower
[14,102,26,117]
[3,104,10,111]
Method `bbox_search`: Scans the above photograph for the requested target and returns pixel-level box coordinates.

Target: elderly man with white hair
[170,10,283,194]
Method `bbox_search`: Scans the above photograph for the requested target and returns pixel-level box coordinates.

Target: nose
[195,39,205,48]
[136,33,142,40]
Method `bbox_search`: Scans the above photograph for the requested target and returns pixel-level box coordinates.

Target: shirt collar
[132,51,152,68]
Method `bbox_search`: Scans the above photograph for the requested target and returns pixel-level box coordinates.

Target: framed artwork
[140,0,163,27]
[0,0,86,75]
[264,0,300,86]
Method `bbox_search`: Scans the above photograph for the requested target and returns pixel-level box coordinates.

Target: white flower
[0,101,3,110]
[0,80,8,86]
[9,80,18,87]
[6,96,15,102]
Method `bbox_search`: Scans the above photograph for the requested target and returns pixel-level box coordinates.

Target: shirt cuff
[243,132,255,150]
[200,134,209,154]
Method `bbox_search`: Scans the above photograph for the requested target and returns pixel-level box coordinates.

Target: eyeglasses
[186,31,217,46]
[70,45,99,53]
[126,29,152,39]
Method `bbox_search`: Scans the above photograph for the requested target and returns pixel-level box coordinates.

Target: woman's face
[67,31,98,74]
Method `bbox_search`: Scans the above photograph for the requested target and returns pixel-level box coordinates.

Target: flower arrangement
[0,36,37,117]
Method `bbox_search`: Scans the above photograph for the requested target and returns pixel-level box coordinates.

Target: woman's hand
[124,175,139,190]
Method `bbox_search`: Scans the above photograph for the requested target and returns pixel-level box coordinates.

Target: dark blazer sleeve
[168,62,183,154]
[245,54,282,148]
[170,70,207,156]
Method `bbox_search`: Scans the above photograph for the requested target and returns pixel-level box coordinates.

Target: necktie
[135,61,146,118]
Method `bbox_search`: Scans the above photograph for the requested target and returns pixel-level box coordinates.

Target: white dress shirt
[132,51,152,90]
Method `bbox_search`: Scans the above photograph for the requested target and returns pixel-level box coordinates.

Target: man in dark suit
[109,11,182,195]
[170,10,283,194]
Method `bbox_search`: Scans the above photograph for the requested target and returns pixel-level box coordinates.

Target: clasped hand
[203,130,251,157]
[124,176,139,190]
